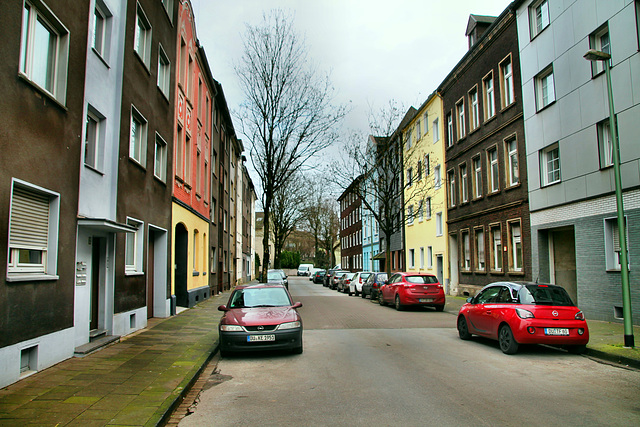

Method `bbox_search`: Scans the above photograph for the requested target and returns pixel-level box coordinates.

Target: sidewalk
[1,292,639,427]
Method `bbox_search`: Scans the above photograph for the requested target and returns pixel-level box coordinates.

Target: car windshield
[229,287,292,308]
[405,275,439,284]
[519,285,574,306]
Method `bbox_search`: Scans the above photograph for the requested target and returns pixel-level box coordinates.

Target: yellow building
[402,92,450,292]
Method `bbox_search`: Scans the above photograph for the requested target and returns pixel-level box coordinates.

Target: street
[179,276,640,426]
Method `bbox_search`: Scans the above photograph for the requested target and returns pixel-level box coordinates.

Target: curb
[584,348,640,370]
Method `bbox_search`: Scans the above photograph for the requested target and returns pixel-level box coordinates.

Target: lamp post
[584,49,634,348]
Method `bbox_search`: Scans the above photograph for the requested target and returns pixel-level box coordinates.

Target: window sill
[499,101,515,114]
[508,270,525,276]
[483,114,497,125]
[535,100,556,114]
[18,73,68,111]
[125,271,144,277]
[192,271,200,276]
[489,270,505,275]
[84,164,105,176]
[92,47,110,68]
[6,274,59,283]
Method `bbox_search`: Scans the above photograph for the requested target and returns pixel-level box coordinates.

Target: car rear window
[229,287,292,308]
[375,274,388,283]
[405,275,439,284]
[519,285,574,306]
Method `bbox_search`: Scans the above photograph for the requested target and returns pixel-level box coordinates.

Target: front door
[147,231,155,318]
[550,227,578,304]
[90,237,102,331]
[175,223,188,307]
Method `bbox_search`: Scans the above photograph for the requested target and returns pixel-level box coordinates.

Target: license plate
[419,298,434,303]
[247,334,275,342]
[544,328,569,336]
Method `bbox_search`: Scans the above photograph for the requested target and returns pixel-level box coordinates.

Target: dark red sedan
[457,281,589,354]
[218,284,303,356]
[378,272,445,311]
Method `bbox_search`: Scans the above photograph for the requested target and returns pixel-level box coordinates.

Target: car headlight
[516,308,535,319]
[220,324,244,332]
[277,321,301,330]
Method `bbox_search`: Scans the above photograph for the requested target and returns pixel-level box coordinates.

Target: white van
[297,264,314,276]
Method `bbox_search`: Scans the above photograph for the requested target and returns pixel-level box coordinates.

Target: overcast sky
[190,0,512,195]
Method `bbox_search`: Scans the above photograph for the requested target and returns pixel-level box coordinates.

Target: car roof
[235,283,286,290]
[481,281,561,292]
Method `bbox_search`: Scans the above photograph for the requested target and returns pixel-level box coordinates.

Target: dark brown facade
[439,6,531,296]
[115,0,176,313]
[339,179,363,272]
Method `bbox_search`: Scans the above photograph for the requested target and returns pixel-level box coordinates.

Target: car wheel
[348,289,353,296]
[435,304,445,312]
[378,293,386,306]
[498,324,519,354]
[355,289,359,297]
[457,316,472,340]
[361,290,366,298]
[567,344,586,354]
[394,295,403,311]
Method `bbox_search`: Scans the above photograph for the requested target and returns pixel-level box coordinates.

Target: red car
[457,281,589,354]
[218,284,303,356]
[378,272,445,311]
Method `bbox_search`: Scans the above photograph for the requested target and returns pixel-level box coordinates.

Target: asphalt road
[179,276,640,426]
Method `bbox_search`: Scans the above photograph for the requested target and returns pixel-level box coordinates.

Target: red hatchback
[218,284,303,356]
[378,272,445,311]
[457,281,589,354]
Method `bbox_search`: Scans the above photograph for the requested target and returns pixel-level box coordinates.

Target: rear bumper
[512,321,589,345]
[401,293,446,307]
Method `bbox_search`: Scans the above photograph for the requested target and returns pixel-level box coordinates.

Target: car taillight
[346,280,350,284]
[575,311,585,321]
[516,308,535,319]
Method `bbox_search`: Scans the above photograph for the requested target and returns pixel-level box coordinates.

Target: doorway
[90,237,104,331]
[549,227,578,304]
[175,223,188,307]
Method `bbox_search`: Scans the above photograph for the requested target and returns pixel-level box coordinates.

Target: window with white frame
[416,120,422,140]
[487,147,499,193]
[409,248,415,269]
[462,230,471,271]
[472,156,482,199]
[505,137,519,186]
[154,133,167,182]
[134,3,152,67]
[434,165,441,189]
[448,169,456,207]
[417,161,422,181]
[420,247,425,269]
[535,65,555,110]
[604,217,630,270]
[405,129,412,150]
[424,113,429,134]
[427,246,433,269]
[418,199,424,222]
[475,227,485,271]
[483,72,495,120]
[598,118,614,169]
[407,205,414,225]
[157,44,171,98]
[469,88,480,131]
[125,217,143,274]
[540,143,560,186]
[529,0,550,39]
[490,224,502,271]
[407,167,413,187]
[85,107,105,171]
[130,106,148,166]
[424,154,430,177]
[460,163,468,203]
[500,55,515,108]
[162,0,174,22]
[589,24,611,76]
[92,1,112,60]
[436,212,443,236]
[433,118,440,142]
[19,1,69,103]
[456,99,466,139]
[509,220,523,272]
[446,113,453,146]
[425,197,431,219]
[7,181,59,278]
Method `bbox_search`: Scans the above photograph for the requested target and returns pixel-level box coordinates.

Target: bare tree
[235,10,347,282]
[271,174,307,269]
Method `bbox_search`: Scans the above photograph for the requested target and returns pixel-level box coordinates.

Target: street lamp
[584,49,634,348]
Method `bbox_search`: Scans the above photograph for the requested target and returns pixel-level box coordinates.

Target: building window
[540,143,560,186]
[92,1,112,60]
[405,129,412,150]
[433,118,440,142]
[475,227,485,271]
[409,249,415,269]
[434,165,442,189]
[176,124,184,179]
[499,55,515,108]
[447,169,456,207]
[505,137,519,186]
[162,0,174,22]
[490,224,502,272]
[157,44,171,98]
[154,133,167,182]
[7,181,59,279]
[125,217,143,274]
[483,72,495,120]
[418,199,424,222]
[456,99,466,139]
[472,156,482,199]
[535,65,555,110]
[637,0,640,51]
[19,1,69,103]
[130,106,148,166]
[416,120,422,140]
[487,147,499,193]
[598,118,614,169]
[417,161,422,181]
[529,0,550,39]
[427,246,433,269]
[508,220,523,272]
[469,88,480,131]
[420,247,425,269]
[424,155,430,177]
[425,197,432,219]
[407,167,413,187]
[185,134,191,184]
[590,24,611,76]
[424,113,429,134]
[462,230,471,271]
[407,205,414,225]
[85,107,105,171]
[460,163,468,203]
[134,3,152,67]
[604,217,630,270]
[436,212,443,236]
[446,113,453,146]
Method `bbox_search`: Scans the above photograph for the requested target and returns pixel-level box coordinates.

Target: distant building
[338,178,363,272]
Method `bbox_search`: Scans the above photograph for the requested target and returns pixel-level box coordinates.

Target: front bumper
[219,328,303,353]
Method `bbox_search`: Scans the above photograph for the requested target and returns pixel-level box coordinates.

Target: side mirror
[292,302,303,309]
[466,297,473,304]
[218,305,229,312]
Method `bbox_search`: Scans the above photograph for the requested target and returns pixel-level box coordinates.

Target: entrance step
[74,335,120,357]
[89,328,107,339]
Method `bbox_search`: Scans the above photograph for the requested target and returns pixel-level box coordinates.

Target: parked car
[330,271,350,290]
[378,272,445,311]
[267,270,288,289]
[349,271,373,296]
[362,272,388,300]
[297,264,314,276]
[323,268,341,287]
[312,269,326,284]
[456,281,589,355]
[217,284,303,356]
[337,272,357,294]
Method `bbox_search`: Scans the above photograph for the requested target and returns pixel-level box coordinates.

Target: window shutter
[9,187,49,250]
